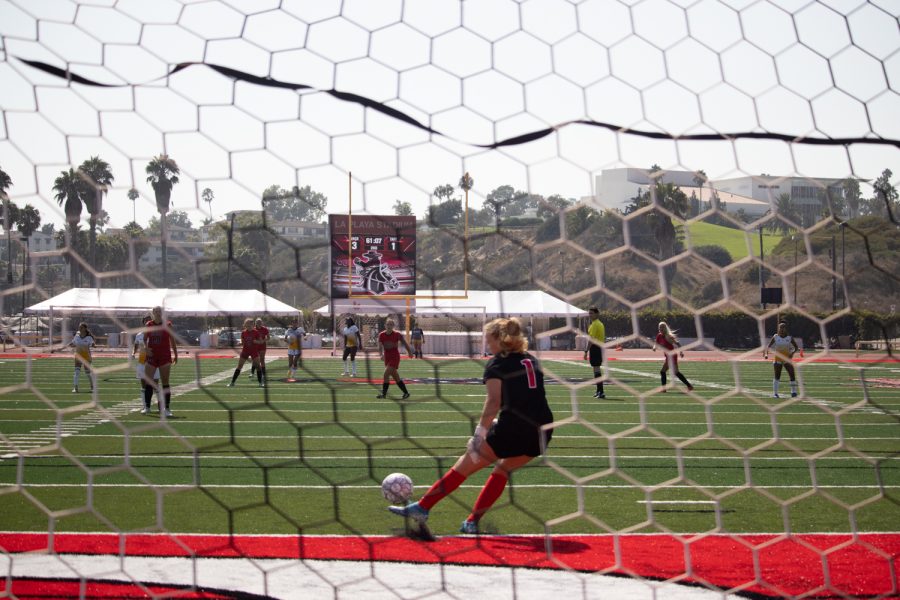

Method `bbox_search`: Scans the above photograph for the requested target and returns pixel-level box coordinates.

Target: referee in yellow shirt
[583,307,606,398]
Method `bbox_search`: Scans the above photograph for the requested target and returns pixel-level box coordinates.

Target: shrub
[694,244,733,267]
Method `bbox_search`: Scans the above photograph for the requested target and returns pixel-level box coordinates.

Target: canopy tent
[315,290,587,355]
[24,288,299,350]
[314,290,587,318]
[413,290,588,318]
[26,288,299,317]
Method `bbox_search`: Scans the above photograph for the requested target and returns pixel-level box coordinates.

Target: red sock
[467,472,509,522]
[418,468,466,511]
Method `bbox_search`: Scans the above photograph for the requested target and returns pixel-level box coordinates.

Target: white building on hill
[595,168,844,222]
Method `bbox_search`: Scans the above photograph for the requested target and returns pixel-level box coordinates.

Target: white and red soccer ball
[381,472,413,504]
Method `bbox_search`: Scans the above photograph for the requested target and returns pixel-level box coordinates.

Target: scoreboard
[329,215,416,298]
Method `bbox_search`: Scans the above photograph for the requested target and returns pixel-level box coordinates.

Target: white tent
[314,290,587,318]
[26,288,298,317]
[315,290,586,355]
[413,290,588,318]
[25,288,299,349]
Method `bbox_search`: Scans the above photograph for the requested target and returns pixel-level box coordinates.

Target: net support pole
[347,171,353,296]
[405,297,411,340]
[481,306,486,357]
[464,174,469,294]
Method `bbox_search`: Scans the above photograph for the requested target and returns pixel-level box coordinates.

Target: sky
[0,0,898,231]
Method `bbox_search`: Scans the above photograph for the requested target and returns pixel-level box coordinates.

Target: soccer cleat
[773,393,780,398]
[164,409,173,417]
[226,382,235,387]
[595,392,606,399]
[687,385,694,392]
[388,501,429,523]
[140,406,150,415]
[259,382,265,388]
[791,392,798,398]
[401,392,410,399]
[72,387,78,393]
[459,519,478,534]
[376,393,386,399]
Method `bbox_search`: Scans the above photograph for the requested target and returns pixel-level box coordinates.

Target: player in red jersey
[376,318,412,399]
[228,318,262,387]
[144,306,178,417]
[652,321,694,392]
[249,318,269,385]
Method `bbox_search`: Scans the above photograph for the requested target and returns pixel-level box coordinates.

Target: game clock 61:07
[329,214,416,298]
[349,236,403,252]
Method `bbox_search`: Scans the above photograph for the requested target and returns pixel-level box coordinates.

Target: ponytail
[484,317,528,356]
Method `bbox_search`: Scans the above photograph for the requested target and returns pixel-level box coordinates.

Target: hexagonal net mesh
[1,0,899,598]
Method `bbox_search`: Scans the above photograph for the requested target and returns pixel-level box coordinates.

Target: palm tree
[145,155,180,286]
[202,187,214,219]
[649,181,689,260]
[16,205,41,308]
[692,170,708,190]
[770,193,800,234]
[54,168,85,287]
[127,187,139,224]
[78,156,114,286]
[1,165,13,284]
[692,169,708,216]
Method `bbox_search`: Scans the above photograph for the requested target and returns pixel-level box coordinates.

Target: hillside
[250,216,899,315]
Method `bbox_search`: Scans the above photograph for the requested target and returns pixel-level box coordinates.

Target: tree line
[1,158,896,305]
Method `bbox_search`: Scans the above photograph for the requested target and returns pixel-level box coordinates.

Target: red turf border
[2,532,898,598]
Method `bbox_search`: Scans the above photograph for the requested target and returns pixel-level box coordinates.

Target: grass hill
[686,221,782,261]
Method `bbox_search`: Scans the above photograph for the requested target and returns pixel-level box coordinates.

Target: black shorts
[486,419,553,458]
[588,345,603,367]
[342,346,358,361]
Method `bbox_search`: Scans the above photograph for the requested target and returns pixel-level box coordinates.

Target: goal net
[0,1,898,598]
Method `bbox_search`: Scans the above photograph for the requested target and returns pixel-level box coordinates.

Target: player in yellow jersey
[285,317,306,381]
[341,317,361,377]
[69,322,95,393]
[583,307,606,398]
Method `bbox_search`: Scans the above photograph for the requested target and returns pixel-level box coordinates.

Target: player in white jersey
[341,317,361,377]
[69,322,95,393]
[764,322,800,398]
[133,321,161,414]
[285,317,306,381]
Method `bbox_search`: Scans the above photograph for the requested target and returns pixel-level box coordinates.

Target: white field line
[15,453,895,462]
[9,483,898,490]
[4,433,898,441]
[1,417,895,427]
[636,500,716,504]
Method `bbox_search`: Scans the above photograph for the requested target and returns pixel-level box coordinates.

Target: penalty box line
[0,358,279,459]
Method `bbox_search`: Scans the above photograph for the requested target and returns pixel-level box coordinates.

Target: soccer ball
[381,472,414,504]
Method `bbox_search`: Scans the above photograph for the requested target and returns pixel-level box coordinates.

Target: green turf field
[0,355,898,537]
